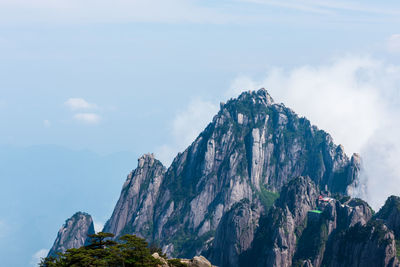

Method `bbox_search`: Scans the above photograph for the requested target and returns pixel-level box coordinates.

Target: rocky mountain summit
[48,212,95,257]
[48,89,400,266]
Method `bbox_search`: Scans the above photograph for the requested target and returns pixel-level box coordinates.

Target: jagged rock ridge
[47,212,95,257]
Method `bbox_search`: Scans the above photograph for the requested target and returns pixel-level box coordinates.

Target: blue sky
[1,0,400,266]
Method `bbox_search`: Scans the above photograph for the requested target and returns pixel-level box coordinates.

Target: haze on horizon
[0,1,400,266]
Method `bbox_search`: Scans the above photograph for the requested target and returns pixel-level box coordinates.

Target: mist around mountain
[46,89,400,267]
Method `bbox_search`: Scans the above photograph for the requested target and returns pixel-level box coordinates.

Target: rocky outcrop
[152,253,215,267]
[48,212,95,257]
[338,198,373,229]
[103,153,166,239]
[241,179,376,267]
[243,176,318,267]
[376,196,400,237]
[181,255,214,267]
[322,221,399,267]
[207,199,262,267]
[292,197,373,267]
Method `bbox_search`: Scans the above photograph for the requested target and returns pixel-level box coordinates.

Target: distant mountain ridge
[48,89,400,267]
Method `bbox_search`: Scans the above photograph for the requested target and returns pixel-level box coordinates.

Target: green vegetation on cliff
[40,232,163,267]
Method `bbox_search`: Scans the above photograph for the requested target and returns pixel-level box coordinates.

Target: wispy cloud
[65,98,97,111]
[240,0,400,16]
[229,55,400,210]
[387,34,400,53]
[74,113,101,125]
[0,0,398,25]
[43,119,51,128]
[241,0,333,15]
[0,0,239,25]
[30,248,48,266]
[64,98,101,124]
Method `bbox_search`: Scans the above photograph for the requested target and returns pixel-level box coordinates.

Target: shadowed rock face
[376,196,400,237]
[208,199,262,267]
[322,221,399,267]
[241,176,319,267]
[243,178,394,267]
[48,212,95,257]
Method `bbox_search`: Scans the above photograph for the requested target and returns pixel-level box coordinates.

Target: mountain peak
[137,153,164,169]
[236,88,274,105]
[47,211,95,258]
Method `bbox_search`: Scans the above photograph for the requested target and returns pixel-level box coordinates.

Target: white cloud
[387,34,400,53]
[155,144,177,168]
[229,55,400,210]
[172,99,218,146]
[30,249,49,266]
[74,113,101,124]
[65,98,97,111]
[0,0,238,25]
[155,99,218,166]
[43,119,51,128]
[93,221,104,233]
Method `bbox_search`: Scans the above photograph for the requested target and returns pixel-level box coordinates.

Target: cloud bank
[228,55,400,210]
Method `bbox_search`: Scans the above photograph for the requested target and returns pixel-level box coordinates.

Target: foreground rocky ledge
[152,253,216,267]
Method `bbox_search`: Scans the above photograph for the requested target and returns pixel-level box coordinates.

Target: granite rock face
[322,221,399,267]
[376,196,400,237]
[243,176,319,267]
[47,212,95,257]
[208,199,262,267]
[103,153,166,238]
[102,89,362,266]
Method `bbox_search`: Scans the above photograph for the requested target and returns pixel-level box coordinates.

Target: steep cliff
[242,176,319,267]
[47,212,95,257]
[292,197,373,267]
[322,220,399,267]
[376,196,400,237]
